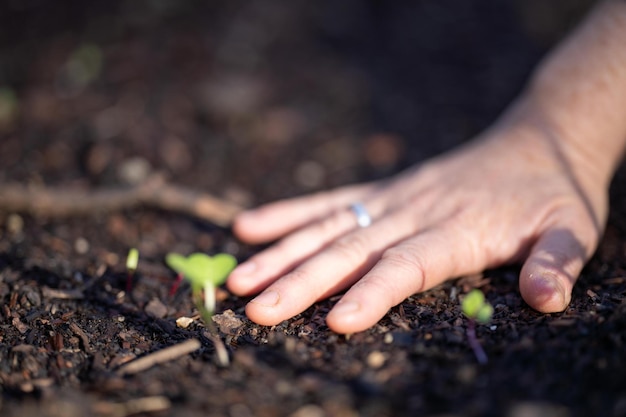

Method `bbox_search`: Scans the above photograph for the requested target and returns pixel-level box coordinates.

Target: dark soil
[1,1,625,416]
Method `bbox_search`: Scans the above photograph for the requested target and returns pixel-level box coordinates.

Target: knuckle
[381,246,427,290]
[283,267,315,289]
[313,213,345,237]
[355,272,412,309]
[382,246,425,273]
[330,233,371,263]
[269,237,295,257]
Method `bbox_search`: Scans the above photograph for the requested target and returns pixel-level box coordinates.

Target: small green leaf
[475,304,493,324]
[67,43,103,86]
[165,252,237,288]
[207,254,238,286]
[126,248,139,271]
[183,253,216,287]
[165,253,188,274]
[0,87,18,125]
[462,289,485,319]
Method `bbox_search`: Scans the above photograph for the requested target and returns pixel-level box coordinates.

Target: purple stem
[126,271,134,294]
[168,273,184,298]
[466,319,488,365]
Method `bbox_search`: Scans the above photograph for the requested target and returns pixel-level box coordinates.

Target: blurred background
[0,0,596,205]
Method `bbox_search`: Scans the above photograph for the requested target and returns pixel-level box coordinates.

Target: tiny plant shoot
[165,252,237,328]
[461,289,494,365]
[126,248,139,293]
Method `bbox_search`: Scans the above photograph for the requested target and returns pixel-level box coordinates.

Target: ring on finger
[349,202,372,228]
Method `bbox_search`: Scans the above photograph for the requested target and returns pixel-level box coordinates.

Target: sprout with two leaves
[165,252,237,326]
[461,289,494,365]
[165,252,237,366]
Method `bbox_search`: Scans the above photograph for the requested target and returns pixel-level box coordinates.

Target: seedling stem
[165,252,237,366]
[461,289,493,365]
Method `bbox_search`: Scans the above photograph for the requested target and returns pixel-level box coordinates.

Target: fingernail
[544,275,566,303]
[528,272,567,310]
[535,273,564,295]
[232,261,257,276]
[332,300,360,315]
[250,290,279,307]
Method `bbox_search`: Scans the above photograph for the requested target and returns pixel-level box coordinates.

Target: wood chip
[42,286,84,300]
[69,322,93,353]
[603,277,625,285]
[12,316,29,334]
[212,309,245,335]
[11,344,35,353]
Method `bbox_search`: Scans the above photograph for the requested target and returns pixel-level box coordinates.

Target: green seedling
[166,252,236,367]
[165,252,237,326]
[461,289,493,365]
[126,248,139,293]
[62,43,103,92]
[0,87,18,127]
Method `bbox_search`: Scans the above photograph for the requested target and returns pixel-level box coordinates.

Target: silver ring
[349,202,372,228]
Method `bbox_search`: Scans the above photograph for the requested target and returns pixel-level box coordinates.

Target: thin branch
[93,396,171,417]
[203,330,230,367]
[115,338,201,375]
[0,176,243,227]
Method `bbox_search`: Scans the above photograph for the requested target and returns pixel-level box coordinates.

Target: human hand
[227,123,608,334]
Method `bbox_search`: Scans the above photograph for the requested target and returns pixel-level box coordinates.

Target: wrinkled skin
[227,0,626,333]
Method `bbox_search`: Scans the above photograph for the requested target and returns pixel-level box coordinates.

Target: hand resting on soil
[228,0,626,334]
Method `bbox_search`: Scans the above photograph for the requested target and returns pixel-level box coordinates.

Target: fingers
[519,219,597,313]
[242,208,424,327]
[228,207,373,295]
[233,183,376,244]
[326,225,479,334]
[229,186,394,296]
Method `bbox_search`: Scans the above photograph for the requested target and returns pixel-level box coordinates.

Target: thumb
[519,224,597,313]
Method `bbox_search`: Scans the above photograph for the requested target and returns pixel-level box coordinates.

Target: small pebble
[144,298,168,319]
[74,237,90,254]
[507,402,570,417]
[366,351,387,369]
[456,364,477,384]
[288,404,326,417]
[6,213,24,235]
[176,317,195,329]
[117,157,151,185]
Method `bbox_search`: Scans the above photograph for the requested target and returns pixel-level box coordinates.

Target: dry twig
[0,176,243,226]
[93,396,171,417]
[69,322,93,353]
[115,338,201,375]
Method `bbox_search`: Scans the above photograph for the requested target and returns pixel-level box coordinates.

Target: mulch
[1,1,624,416]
